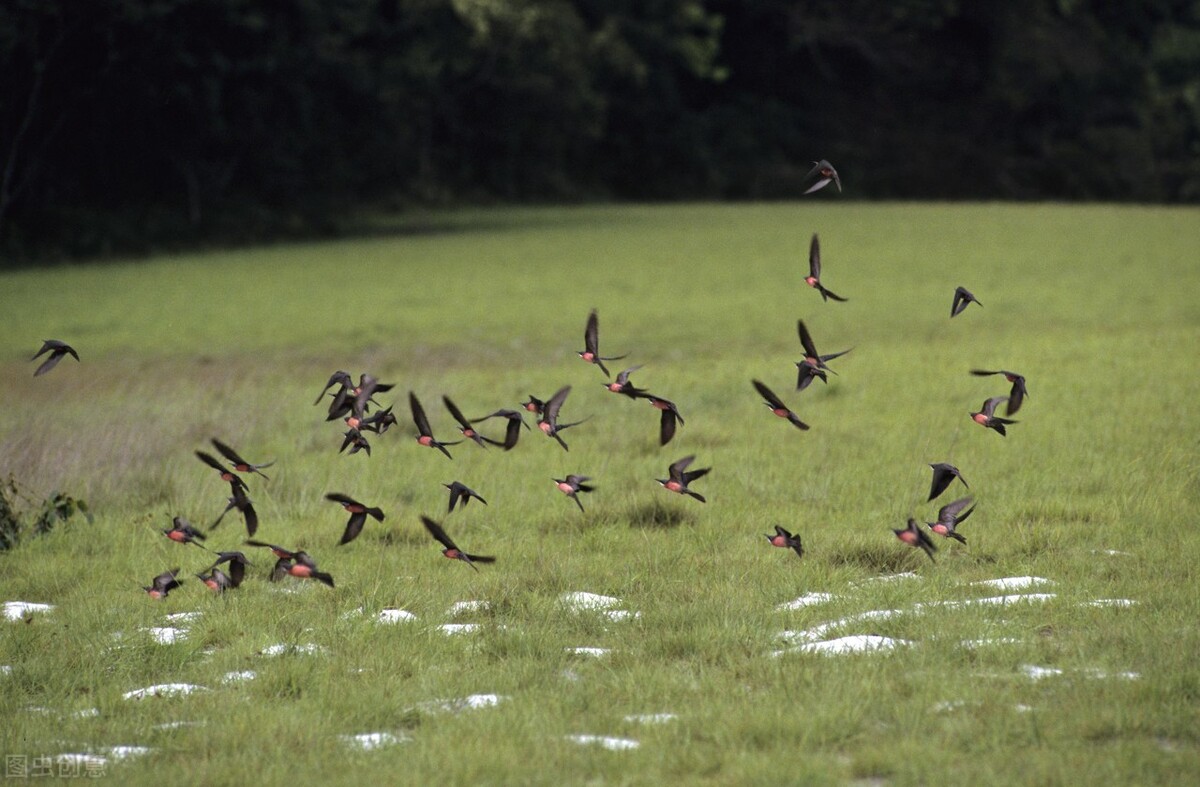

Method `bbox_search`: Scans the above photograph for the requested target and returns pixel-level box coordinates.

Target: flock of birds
[24,160,1031,597]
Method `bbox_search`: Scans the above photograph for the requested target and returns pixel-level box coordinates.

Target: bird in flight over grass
[579,309,628,378]
[970,396,1017,436]
[753,379,810,430]
[211,438,274,480]
[970,369,1028,415]
[203,551,252,587]
[803,160,841,194]
[280,550,335,587]
[645,395,685,446]
[538,386,589,451]
[657,455,710,503]
[553,475,594,512]
[163,517,210,550]
[765,525,804,558]
[444,481,488,513]
[951,286,982,317]
[326,492,385,545]
[804,234,848,302]
[444,396,501,448]
[30,339,79,377]
[604,365,650,399]
[143,568,183,599]
[795,320,852,391]
[893,518,937,562]
[211,483,259,536]
[410,392,461,459]
[927,463,968,501]
[421,516,495,571]
[314,370,353,405]
[196,450,249,492]
[197,567,234,593]
[926,496,975,544]
[470,409,528,451]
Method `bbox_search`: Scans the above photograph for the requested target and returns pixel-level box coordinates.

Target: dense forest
[2,0,1198,259]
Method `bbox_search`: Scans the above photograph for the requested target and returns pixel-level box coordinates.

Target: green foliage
[0,479,92,550]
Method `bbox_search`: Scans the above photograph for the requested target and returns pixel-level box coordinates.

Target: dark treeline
[2,0,1198,259]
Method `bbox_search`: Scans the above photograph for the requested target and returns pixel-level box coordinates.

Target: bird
[645,395,685,445]
[893,518,937,562]
[538,386,588,451]
[951,286,982,317]
[339,429,371,456]
[803,160,841,194]
[421,516,495,571]
[553,475,594,512]
[325,492,385,545]
[162,517,210,549]
[210,483,259,536]
[197,567,234,593]
[281,551,335,587]
[752,379,810,430]
[360,405,397,434]
[970,369,1028,415]
[314,370,353,406]
[970,396,1018,436]
[143,568,183,599]
[470,409,528,450]
[657,455,710,503]
[765,525,804,558]
[410,392,461,459]
[804,234,848,302]
[30,340,79,377]
[211,438,275,479]
[578,309,628,378]
[245,540,302,581]
[520,395,547,417]
[444,481,488,513]
[203,552,252,587]
[927,463,969,502]
[603,365,650,399]
[795,320,852,391]
[195,450,249,492]
[926,497,975,544]
[444,396,500,448]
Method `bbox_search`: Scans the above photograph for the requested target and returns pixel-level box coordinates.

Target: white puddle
[603,610,641,622]
[260,643,327,657]
[624,713,677,724]
[779,635,912,656]
[959,638,1022,648]
[449,600,491,615]
[342,732,410,750]
[561,592,621,611]
[377,609,418,624]
[971,576,1053,591]
[414,693,508,714]
[439,623,480,636]
[3,601,54,621]
[1020,664,1141,681]
[1093,549,1132,556]
[73,708,100,719]
[1086,599,1137,608]
[123,683,208,700]
[776,592,835,610]
[566,734,640,751]
[780,608,904,644]
[107,746,153,761]
[566,647,610,657]
[929,593,1057,610]
[164,611,202,623]
[856,573,920,585]
[1,665,11,675]
[143,627,188,645]
[153,720,206,731]
[222,670,257,684]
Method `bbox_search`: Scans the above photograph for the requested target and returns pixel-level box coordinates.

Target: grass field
[1,202,1198,785]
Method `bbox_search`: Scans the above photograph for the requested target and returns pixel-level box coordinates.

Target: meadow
[1,202,1198,785]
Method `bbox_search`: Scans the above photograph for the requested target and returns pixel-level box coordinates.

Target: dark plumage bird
[752,379,810,430]
[444,396,500,448]
[410,392,461,459]
[195,450,248,492]
[30,340,79,377]
[927,463,968,502]
[211,438,275,479]
[360,405,397,434]
[804,234,848,302]
[163,516,210,550]
[553,475,594,512]
[803,160,841,194]
[645,395,685,445]
[657,455,710,503]
[537,386,588,451]
[970,396,1018,436]
[210,484,259,536]
[951,286,982,317]
[421,516,495,571]
[578,309,628,378]
[604,366,650,399]
[280,551,335,587]
[314,370,353,406]
[197,567,234,593]
[470,409,528,451]
[143,568,183,599]
[893,518,937,562]
[970,369,1028,415]
[795,320,852,391]
[926,497,975,544]
[203,551,252,587]
[340,429,371,456]
[765,525,804,558]
[520,395,546,417]
[325,492,385,545]
[444,481,488,513]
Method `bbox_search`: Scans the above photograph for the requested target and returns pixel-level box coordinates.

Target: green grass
[1,202,1199,785]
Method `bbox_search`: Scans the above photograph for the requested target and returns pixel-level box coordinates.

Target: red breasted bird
[144,568,183,599]
[211,438,275,480]
[520,395,546,416]
[970,396,1017,436]
[970,369,1028,415]
[657,455,710,503]
[197,567,234,593]
[752,379,810,430]
[210,484,259,536]
[470,409,528,451]
[927,463,969,502]
[804,234,848,302]
[926,496,974,544]
[538,386,589,451]
[444,396,501,448]
[421,515,495,571]
[604,366,650,399]
[203,551,252,587]
[30,339,79,377]
[444,481,488,513]
[325,492,385,545]
[795,319,852,391]
[951,286,982,317]
[803,160,841,194]
[281,551,335,587]
[314,370,353,405]
[893,518,937,562]
[579,309,628,378]
[360,405,397,434]
[163,517,211,550]
[340,429,371,456]
[245,540,301,580]
[645,395,684,446]
[196,450,248,492]
[410,392,461,459]
[765,525,804,558]
[553,475,594,513]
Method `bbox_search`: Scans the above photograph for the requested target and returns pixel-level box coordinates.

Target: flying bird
[578,309,628,378]
[195,450,248,492]
[538,386,588,451]
[197,567,234,593]
[604,365,650,399]
[752,379,810,430]
[210,484,259,536]
[927,463,969,502]
[410,392,461,459]
[657,455,710,503]
[804,234,848,302]
[280,551,335,587]
[31,339,80,377]
[893,518,937,562]
[553,475,595,513]
[163,517,210,549]
[470,409,528,451]
[926,496,975,544]
[421,516,495,571]
[444,481,488,513]
[970,369,1028,415]
[520,395,546,416]
[803,160,841,194]
[314,370,353,406]
[203,551,252,587]
[444,396,500,448]
[211,438,275,479]
[339,429,371,456]
[143,568,183,599]
[325,492,385,545]
[645,395,685,446]
[795,320,852,391]
[360,405,397,434]
[970,396,1018,436]
[765,525,804,558]
[951,286,982,317]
